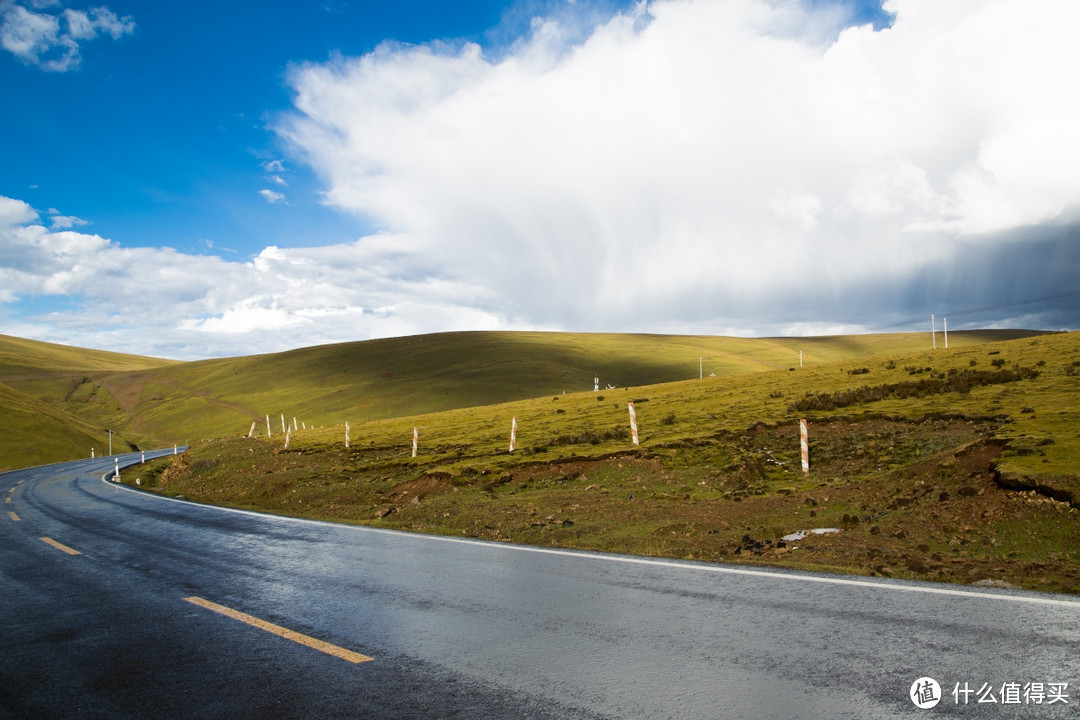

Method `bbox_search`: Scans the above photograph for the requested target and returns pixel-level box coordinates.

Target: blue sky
[1,0,1077,359]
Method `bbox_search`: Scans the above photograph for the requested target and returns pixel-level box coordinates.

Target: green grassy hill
[0,334,174,470]
[0,333,176,376]
[5,328,1078,592]
[139,330,1080,594]
[53,329,1045,450]
[0,382,131,471]
[0,329,1048,469]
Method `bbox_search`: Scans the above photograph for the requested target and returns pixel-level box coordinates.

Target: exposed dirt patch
[390,473,452,504]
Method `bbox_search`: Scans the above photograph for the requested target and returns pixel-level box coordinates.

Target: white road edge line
[101,472,1080,609]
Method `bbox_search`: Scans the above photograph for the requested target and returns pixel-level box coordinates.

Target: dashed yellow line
[40,537,80,555]
[8,511,19,521]
[184,596,372,664]
[5,496,10,503]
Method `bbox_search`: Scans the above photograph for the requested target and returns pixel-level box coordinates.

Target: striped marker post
[345,421,350,449]
[412,428,418,458]
[266,415,271,438]
[800,419,809,475]
[628,402,640,446]
[509,417,517,453]
[113,458,120,482]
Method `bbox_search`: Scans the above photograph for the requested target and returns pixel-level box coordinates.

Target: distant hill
[0,334,173,471]
[0,329,1048,469]
[0,333,176,376]
[0,382,131,471]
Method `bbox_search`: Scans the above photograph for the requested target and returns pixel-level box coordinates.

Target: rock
[374,507,394,518]
[972,579,1021,590]
[562,519,574,527]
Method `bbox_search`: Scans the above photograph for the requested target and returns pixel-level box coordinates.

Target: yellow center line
[8,511,19,521]
[5,496,10,503]
[40,537,81,555]
[184,596,372,664]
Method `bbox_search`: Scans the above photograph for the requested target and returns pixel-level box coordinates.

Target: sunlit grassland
[138,331,1080,593]
[0,334,173,470]
[279,330,1077,479]
[0,382,126,471]
[78,329,1040,449]
[0,333,176,376]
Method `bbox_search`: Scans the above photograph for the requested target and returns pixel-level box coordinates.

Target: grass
[0,382,128,471]
[5,329,1028,455]
[127,330,1080,594]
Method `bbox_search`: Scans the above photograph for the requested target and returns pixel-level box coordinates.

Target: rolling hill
[0,334,176,470]
[0,329,1047,470]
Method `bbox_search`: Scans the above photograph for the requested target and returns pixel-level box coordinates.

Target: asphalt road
[1,454,1078,719]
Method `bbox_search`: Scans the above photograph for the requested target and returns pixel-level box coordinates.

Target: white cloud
[47,209,89,229]
[5,1,1080,359]
[0,196,510,358]
[258,189,287,204]
[0,0,134,71]
[274,0,1080,332]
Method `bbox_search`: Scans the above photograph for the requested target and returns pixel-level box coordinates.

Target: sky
[1,0,1078,360]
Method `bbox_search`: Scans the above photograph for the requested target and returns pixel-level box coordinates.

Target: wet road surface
[2,454,1078,718]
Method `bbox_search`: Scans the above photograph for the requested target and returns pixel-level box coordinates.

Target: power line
[871,289,1080,332]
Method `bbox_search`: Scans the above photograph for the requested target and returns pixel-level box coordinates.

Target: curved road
[2,454,1078,718]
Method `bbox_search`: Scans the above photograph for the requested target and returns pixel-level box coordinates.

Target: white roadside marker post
[412,427,418,458]
[248,421,256,438]
[113,458,120,482]
[266,415,271,438]
[509,417,517,453]
[281,414,286,434]
[628,402,640,446]
[284,426,291,450]
[345,421,350,449]
[800,419,810,475]
[91,448,95,458]
[141,451,145,463]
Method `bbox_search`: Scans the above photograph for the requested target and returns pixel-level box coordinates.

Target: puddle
[781,528,841,542]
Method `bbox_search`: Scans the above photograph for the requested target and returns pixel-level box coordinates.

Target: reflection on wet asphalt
[1,454,1078,718]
